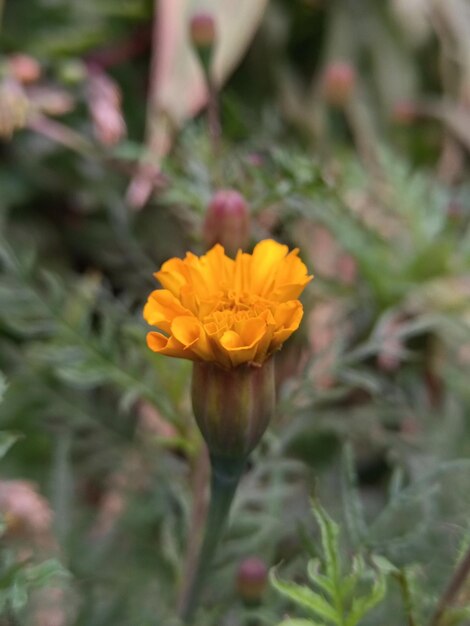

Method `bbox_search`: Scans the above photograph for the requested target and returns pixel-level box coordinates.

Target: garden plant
[1,1,470,625]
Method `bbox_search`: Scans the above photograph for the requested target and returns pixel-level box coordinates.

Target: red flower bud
[189,12,217,75]
[322,61,356,107]
[203,189,250,257]
[236,557,268,605]
[189,12,216,49]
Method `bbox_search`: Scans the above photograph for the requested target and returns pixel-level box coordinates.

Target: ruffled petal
[271,301,304,349]
[146,332,196,360]
[171,316,214,360]
[143,289,191,333]
[219,318,266,366]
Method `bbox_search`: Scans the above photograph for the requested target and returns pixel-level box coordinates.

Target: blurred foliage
[1,0,470,624]
[272,501,389,626]
[0,397,68,623]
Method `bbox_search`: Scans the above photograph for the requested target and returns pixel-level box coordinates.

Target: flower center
[201,290,273,333]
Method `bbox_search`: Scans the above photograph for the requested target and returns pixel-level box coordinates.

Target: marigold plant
[143,238,312,622]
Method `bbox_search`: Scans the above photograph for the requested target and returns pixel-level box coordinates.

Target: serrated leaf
[307,560,335,597]
[345,574,386,626]
[270,569,339,624]
[311,500,341,583]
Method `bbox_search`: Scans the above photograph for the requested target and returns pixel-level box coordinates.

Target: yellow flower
[144,239,312,368]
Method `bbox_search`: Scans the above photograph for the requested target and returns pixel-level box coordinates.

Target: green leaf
[24,559,69,587]
[345,574,387,626]
[272,501,390,626]
[311,500,342,584]
[270,569,339,624]
[307,560,335,597]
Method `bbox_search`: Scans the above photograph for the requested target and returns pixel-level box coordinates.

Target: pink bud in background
[189,12,217,75]
[236,556,268,606]
[189,12,216,50]
[203,189,250,256]
[8,54,42,84]
[322,61,356,107]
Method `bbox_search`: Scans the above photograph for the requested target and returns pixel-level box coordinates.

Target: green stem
[180,454,246,624]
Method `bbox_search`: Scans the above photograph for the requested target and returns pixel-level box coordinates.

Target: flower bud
[189,12,216,49]
[191,358,275,461]
[189,12,216,75]
[236,557,268,606]
[203,189,250,256]
[8,54,41,84]
[322,61,356,107]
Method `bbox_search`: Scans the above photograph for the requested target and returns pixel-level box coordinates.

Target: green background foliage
[1,0,470,624]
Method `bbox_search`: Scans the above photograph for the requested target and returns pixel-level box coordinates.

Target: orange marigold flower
[144,239,313,368]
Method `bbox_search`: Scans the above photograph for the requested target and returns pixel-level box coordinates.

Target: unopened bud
[322,61,356,107]
[191,358,275,461]
[189,12,216,74]
[203,189,250,256]
[236,557,268,606]
[8,54,41,84]
[189,12,216,49]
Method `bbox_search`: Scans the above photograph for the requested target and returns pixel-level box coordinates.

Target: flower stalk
[143,239,312,620]
[179,454,246,624]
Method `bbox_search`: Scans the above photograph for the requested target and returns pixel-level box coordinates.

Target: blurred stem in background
[429,544,470,626]
[189,11,221,152]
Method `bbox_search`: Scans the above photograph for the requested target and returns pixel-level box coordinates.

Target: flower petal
[220,318,266,366]
[143,289,191,333]
[171,316,214,360]
[155,258,189,296]
[250,239,289,296]
[146,332,194,360]
[271,301,304,349]
[272,249,313,301]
